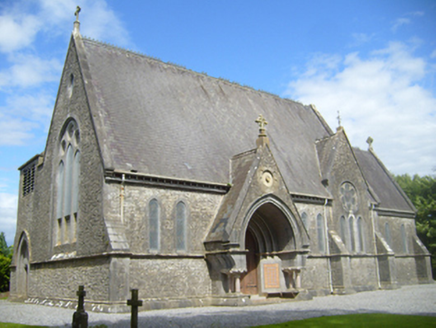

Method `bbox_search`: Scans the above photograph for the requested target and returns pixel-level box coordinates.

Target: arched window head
[56,119,80,245]
[316,214,325,254]
[176,202,187,251]
[149,199,160,251]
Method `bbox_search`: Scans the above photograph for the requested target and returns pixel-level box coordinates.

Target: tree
[395,174,436,278]
[0,232,13,292]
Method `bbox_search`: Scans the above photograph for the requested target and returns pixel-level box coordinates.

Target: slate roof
[75,36,414,211]
[78,37,332,197]
[353,148,415,212]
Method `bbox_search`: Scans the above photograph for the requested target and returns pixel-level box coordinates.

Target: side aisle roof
[353,147,415,213]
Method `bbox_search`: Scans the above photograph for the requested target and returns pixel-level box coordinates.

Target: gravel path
[1,284,435,327]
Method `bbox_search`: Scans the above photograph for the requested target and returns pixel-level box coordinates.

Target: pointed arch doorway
[17,236,30,299]
[240,201,297,295]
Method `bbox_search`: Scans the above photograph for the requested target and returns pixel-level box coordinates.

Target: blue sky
[1,0,435,245]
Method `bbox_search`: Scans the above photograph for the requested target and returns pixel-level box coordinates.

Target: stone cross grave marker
[127,289,143,328]
[72,285,88,328]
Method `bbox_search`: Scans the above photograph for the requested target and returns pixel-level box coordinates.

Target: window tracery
[56,119,80,245]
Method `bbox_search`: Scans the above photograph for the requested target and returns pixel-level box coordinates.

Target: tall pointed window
[317,214,325,254]
[357,217,364,253]
[176,201,187,251]
[401,224,408,253]
[340,216,347,247]
[349,216,355,252]
[56,120,80,245]
[385,223,391,247]
[149,199,160,251]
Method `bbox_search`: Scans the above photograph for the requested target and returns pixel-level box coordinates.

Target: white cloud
[0,193,18,246]
[0,54,62,89]
[0,0,130,54]
[0,92,55,145]
[0,11,41,53]
[285,42,436,176]
[0,112,37,146]
[79,0,130,46]
[350,33,373,47]
[392,18,410,32]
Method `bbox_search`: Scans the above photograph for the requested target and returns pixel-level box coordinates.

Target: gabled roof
[353,147,415,212]
[76,36,332,197]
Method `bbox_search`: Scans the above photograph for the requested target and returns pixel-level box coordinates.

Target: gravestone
[72,285,88,328]
[127,289,143,328]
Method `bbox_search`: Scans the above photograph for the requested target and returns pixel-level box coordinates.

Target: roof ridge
[81,36,300,105]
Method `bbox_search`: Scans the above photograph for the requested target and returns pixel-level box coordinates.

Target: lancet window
[340,216,347,247]
[401,224,408,253]
[349,216,355,252]
[316,213,325,254]
[357,216,364,253]
[176,201,187,251]
[384,222,392,247]
[56,119,80,245]
[149,199,160,251]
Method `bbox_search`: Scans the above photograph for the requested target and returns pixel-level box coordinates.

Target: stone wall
[103,182,223,255]
[303,257,330,294]
[349,256,377,290]
[130,258,211,300]
[27,257,110,301]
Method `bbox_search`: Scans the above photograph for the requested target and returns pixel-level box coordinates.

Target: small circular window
[339,182,358,213]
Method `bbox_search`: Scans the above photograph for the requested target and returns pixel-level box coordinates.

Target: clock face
[340,182,358,213]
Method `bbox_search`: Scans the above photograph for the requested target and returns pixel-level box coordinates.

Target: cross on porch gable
[255,114,268,131]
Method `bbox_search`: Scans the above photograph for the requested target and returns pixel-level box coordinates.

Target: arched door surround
[239,196,307,295]
[16,232,30,299]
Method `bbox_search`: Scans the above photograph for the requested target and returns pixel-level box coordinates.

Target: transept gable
[316,128,373,219]
[40,32,114,257]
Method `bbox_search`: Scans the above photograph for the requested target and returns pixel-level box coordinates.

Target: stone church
[10,17,432,312]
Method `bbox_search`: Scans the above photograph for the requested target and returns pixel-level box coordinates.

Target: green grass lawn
[0,324,48,328]
[1,314,435,328]
[254,313,436,327]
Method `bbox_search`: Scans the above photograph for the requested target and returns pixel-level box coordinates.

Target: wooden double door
[241,229,259,294]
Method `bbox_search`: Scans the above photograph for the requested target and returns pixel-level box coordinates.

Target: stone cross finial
[75,6,81,21]
[366,136,374,150]
[255,114,268,130]
[255,114,269,147]
[255,114,268,137]
[73,6,81,35]
[337,110,341,127]
[127,289,143,328]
